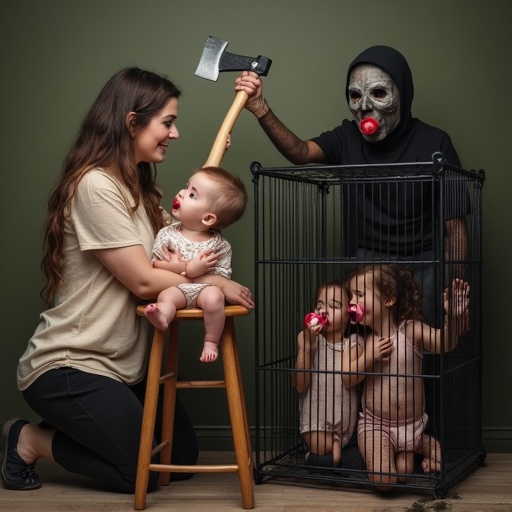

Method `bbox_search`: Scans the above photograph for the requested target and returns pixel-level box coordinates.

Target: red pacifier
[360,117,379,135]
[348,304,364,323]
[304,312,328,329]
[172,198,180,210]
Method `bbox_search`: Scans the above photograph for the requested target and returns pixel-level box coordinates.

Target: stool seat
[134,304,254,510]
[136,304,250,319]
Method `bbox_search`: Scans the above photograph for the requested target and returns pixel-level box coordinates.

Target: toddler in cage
[145,166,247,363]
[342,264,470,489]
[292,279,360,468]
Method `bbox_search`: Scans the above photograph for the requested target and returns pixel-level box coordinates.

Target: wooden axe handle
[203,90,248,167]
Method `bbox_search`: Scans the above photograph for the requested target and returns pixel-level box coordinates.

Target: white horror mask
[348,64,400,142]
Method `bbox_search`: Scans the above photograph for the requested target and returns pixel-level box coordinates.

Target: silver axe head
[195,35,272,81]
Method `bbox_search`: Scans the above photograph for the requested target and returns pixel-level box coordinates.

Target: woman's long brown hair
[41,67,181,307]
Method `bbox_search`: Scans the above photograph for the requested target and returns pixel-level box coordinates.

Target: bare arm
[155,243,225,278]
[153,255,185,274]
[235,71,325,165]
[113,243,254,308]
[411,278,470,353]
[151,229,254,307]
[342,339,364,389]
[291,329,318,393]
[342,334,393,389]
[93,244,189,300]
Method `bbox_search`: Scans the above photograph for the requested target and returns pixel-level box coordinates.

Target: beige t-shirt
[17,169,155,390]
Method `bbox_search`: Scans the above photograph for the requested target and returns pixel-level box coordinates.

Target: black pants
[23,367,198,493]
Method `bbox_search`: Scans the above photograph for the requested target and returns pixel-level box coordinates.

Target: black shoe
[1,418,41,490]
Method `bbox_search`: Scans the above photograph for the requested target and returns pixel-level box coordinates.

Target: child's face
[172,171,217,228]
[349,272,384,329]
[314,285,349,334]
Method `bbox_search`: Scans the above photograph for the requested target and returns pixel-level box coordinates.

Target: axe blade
[195,35,272,82]
[194,36,229,81]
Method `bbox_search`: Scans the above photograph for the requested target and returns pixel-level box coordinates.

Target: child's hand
[304,312,328,335]
[186,250,219,278]
[366,336,394,363]
[444,278,471,335]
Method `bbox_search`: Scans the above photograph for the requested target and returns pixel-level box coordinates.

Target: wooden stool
[134,305,254,510]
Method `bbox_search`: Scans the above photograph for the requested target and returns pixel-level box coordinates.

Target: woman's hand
[223,280,254,309]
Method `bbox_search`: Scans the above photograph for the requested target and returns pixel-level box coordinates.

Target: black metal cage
[251,156,486,497]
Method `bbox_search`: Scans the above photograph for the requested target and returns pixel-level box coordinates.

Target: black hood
[345,45,415,154]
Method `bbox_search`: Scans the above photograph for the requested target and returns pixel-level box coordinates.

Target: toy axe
[195,35,272,167]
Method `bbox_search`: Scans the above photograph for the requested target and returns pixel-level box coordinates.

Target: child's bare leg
[196,286,225,363]
[332,439,342,467]
[145,287,186,331]
[304,431,333,455]
[359,430,398,491]
[421,434,441,473]
[395,450,415,482]
[303,431,337,467]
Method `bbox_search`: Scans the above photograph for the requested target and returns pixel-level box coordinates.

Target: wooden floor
[1,452,511,511]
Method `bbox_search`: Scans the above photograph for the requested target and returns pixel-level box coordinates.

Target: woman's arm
[93,244,189,300]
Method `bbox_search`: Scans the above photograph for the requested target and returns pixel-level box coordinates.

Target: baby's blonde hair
[194,167,248,230]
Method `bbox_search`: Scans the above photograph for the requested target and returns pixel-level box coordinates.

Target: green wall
[1,0,511,451]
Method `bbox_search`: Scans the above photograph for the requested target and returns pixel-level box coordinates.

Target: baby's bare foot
[421,434,441,473]
[200,341,219,363]
[421,456,441,474]
[144,304,170,331]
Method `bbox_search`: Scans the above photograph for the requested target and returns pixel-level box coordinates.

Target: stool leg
[134,329,166,510]
[231,326,253,461]
[221,318,255,509]
[159,321,179,486]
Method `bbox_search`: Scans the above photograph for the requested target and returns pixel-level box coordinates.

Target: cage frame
[251,155,486,498]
